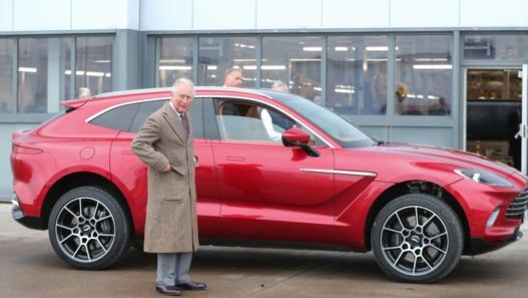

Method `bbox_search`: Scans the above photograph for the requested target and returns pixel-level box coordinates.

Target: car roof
[92,86,270,99]
[61,86,276,109]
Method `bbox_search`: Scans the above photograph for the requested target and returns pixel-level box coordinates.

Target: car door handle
[226,156,245,162]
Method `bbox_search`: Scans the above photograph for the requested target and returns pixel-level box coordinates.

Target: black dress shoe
[155,284,182,296]
[177,281,207,291]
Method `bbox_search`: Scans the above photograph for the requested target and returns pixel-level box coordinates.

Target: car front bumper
[467,227,523,255]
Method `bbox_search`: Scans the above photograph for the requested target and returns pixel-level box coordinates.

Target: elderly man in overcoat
[132,78,206,296]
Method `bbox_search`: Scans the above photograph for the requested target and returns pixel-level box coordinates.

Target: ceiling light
[366,46,389,51]
[18,67,37,73]
[86,71,105,77]
[412,64,453,70]
[303,47,322,52]
[243,65,286,70]
[159,66,192,70]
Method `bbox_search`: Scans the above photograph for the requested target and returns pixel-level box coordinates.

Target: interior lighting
[159,66,192,70]
[86,71,105,77]
[303,47,322,52]
[412,64,453,70]
[18,67,37,73]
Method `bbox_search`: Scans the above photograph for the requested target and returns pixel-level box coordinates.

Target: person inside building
[223,67,243,88]
[78,87,91,99]
[271,80,289,92]
[508,107,521,171]
[428,97,451,115]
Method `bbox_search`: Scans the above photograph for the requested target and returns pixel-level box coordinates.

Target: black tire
[48,186,131,269]
[371,194,463,283]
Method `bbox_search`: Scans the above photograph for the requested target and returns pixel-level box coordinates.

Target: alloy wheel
[379,205,449,276]
[53,196,116,263]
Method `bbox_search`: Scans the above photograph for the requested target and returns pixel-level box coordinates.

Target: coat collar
[161,102,187,143]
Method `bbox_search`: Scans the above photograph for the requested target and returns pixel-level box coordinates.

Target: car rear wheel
[48,186,131,269]
[371,193,463,283]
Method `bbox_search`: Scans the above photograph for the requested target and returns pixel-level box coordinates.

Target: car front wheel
[371,194,463,283]
[48,186,131,269]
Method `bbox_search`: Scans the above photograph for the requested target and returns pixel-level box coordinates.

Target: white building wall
[2,0,528,32]
[256,0,321,29]
[390,0,460,28]
[72,0,140,30]
[195,0,256,29]
[0,0,139,32]
[0,0,14,31]
[460,0,528,27]
[322,0,390,28]
[140,0,194,31]
[138,0,528,31]
[13,0,71,31]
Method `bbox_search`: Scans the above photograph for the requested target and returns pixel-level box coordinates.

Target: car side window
[129,100,166,133]
[214,99,319,144]
[214,100,271,142]
[89,103,140,131]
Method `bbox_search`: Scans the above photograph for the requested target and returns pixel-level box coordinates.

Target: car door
[108,97,220,237]
[207,97,336,244]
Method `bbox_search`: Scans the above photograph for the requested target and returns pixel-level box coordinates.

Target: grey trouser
[156,252,193,286]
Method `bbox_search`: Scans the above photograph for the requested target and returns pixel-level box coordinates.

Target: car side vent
[506,186,528,219]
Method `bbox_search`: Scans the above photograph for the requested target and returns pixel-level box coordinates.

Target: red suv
[10,87,528,283]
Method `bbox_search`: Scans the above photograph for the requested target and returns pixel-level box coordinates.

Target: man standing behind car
[223,67,243,87]
[132,78,206,296]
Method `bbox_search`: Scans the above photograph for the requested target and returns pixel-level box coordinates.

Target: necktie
[180,113,189,137]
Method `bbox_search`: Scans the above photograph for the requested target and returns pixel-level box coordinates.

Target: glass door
[465,66,528,174]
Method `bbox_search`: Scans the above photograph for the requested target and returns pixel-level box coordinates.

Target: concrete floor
[1,202,528,298]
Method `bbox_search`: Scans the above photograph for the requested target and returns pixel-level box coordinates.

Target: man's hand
[162,164,171,173]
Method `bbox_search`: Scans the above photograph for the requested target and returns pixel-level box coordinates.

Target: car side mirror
[282,128,320,157]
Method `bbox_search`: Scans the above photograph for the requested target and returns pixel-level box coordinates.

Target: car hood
[335,142,520,186]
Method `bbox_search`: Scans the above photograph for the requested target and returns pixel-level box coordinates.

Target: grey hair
[272,80,289,92]
[224,67,242,77]
[172,77,195,95]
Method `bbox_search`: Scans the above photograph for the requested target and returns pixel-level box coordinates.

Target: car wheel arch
[364,180,470,252]
[42,172,133,231]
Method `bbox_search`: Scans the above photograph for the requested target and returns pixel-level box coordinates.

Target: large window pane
[327,35,388,115]
[157,37,194,87]
[18,37,71,113]
[262,36,322,101]
[395,35,453,116]
[198,37,257,87]
[0,39,14,113]
[464,34,528,60]
[75,36,113,97]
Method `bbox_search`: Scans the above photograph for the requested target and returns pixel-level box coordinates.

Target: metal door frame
[521,65,527,175]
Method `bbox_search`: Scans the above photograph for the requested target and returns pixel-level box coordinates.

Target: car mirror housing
[282,128,320,157]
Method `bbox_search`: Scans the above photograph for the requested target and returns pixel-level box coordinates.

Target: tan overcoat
[131,102,199,253]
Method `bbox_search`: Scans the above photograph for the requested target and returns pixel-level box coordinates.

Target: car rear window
[89,103,140,131]
[129,100,166,133]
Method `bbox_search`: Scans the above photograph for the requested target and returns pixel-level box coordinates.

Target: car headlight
[454,169,513,187]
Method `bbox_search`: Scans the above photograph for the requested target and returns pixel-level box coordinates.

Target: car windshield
[260,90,376,148]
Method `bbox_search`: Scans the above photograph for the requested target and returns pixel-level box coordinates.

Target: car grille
[506,186,528,219]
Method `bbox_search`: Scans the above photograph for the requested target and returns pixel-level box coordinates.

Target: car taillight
[13,144,43,155]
